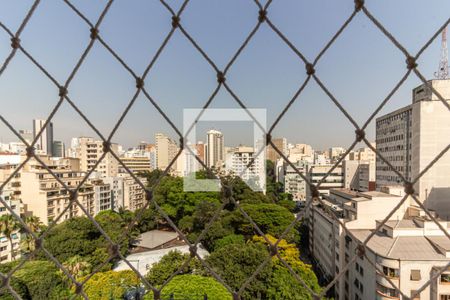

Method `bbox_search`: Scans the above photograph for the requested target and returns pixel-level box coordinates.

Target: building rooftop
[427,236,450,252]
[114,245,209,276]
[133,230,179,250]
[351,229,448,260]
[383,219,420,229]
[360,190,400,198]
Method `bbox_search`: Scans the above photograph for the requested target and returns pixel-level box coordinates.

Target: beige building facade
[69,137,119,177]
[308,188,450,300]
[376,79,450,218]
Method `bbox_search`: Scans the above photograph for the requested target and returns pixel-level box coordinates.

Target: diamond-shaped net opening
[0,0,449,299]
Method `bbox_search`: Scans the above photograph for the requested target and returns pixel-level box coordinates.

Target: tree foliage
[237,203,297,242]
[206,242,272,299]
[81,270,140,300]
[160,275,231,300]
[145,250,201,287]
[10,260,70,299]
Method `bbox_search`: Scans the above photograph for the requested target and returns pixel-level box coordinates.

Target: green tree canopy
[206,242,271,299]
[253,235,322,299]
[10,260,70,299]
[81,270,140,300]
[236,203,297,242]
[145,250,201,287]
[42,217,102,263]
[160,275,231,300]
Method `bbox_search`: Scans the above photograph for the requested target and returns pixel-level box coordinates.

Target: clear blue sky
[0,0,449,150]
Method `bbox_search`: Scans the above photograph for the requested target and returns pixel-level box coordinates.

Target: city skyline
[0,1,449,149]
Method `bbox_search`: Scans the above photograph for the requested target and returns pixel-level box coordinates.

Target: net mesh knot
[26,146,35,158]
[90,28,99,40]
[258,10,267,23]
[10,37,20,49]
[310,185,320,198]
[217,71,225,83]
[136,77,144,89]
[404,182,415,195]
[305,63,315,75]
[58,86,68,97]
[406,56,418,70]
[171,16,180,28]
[355,129,365,142]
[354,0,364,11]
[102,141,111,153]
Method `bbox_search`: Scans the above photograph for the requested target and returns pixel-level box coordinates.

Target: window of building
[441,295,450,300]
[383,266,399,278]
[377,283,399,298]
[411,269,421,281]
[441,274,450,284]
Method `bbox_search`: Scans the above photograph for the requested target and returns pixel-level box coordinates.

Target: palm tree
[63,255,92,280]
[0,215,20,261]
[24,215,43,233]
[20,215,43,254]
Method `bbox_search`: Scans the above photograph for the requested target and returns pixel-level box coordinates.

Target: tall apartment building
[376,79,450,218]
[121,175,148,211]
[33,119,53,155]
[175,148,200,177]
[283,160,308,200]
[52,141,65,158]
[308,188,450,300]
[195,142,206,164]
[0,159,95,225]
[155,133,178,171]
[119,157,151,174]
[306,164,344,198]
[206,130,224,169]
[91,179,114,214]
[69,137,119,178]
[287,143,314,163]
[103,177,124,209]
[343,160,375,192]
[266,137,287,162]
[328,147,346,163]
[0,184,21,263]
[19,130,33,144]
[225,146,265,190]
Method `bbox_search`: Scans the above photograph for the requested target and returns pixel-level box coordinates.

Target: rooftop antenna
[435,26,449,79]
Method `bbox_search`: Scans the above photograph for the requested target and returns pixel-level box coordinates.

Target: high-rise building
[376,79,450,217]
[287,143,314,163]
[266,137,287,162]
[68,137,119,177]
[343,145,376,192]
[0,157,95,225]
[32,119,53,155]
[155,133,178,171]
[195,142,206,164]
[306,164,344,198]
[328,147,346,163]
[225,146,265,190]
[119,156,151,174]
[308,187,450,300]
[206,130,224,169]
[283,160,308,200]
[19,130,33,144]
[52,141,65,158]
